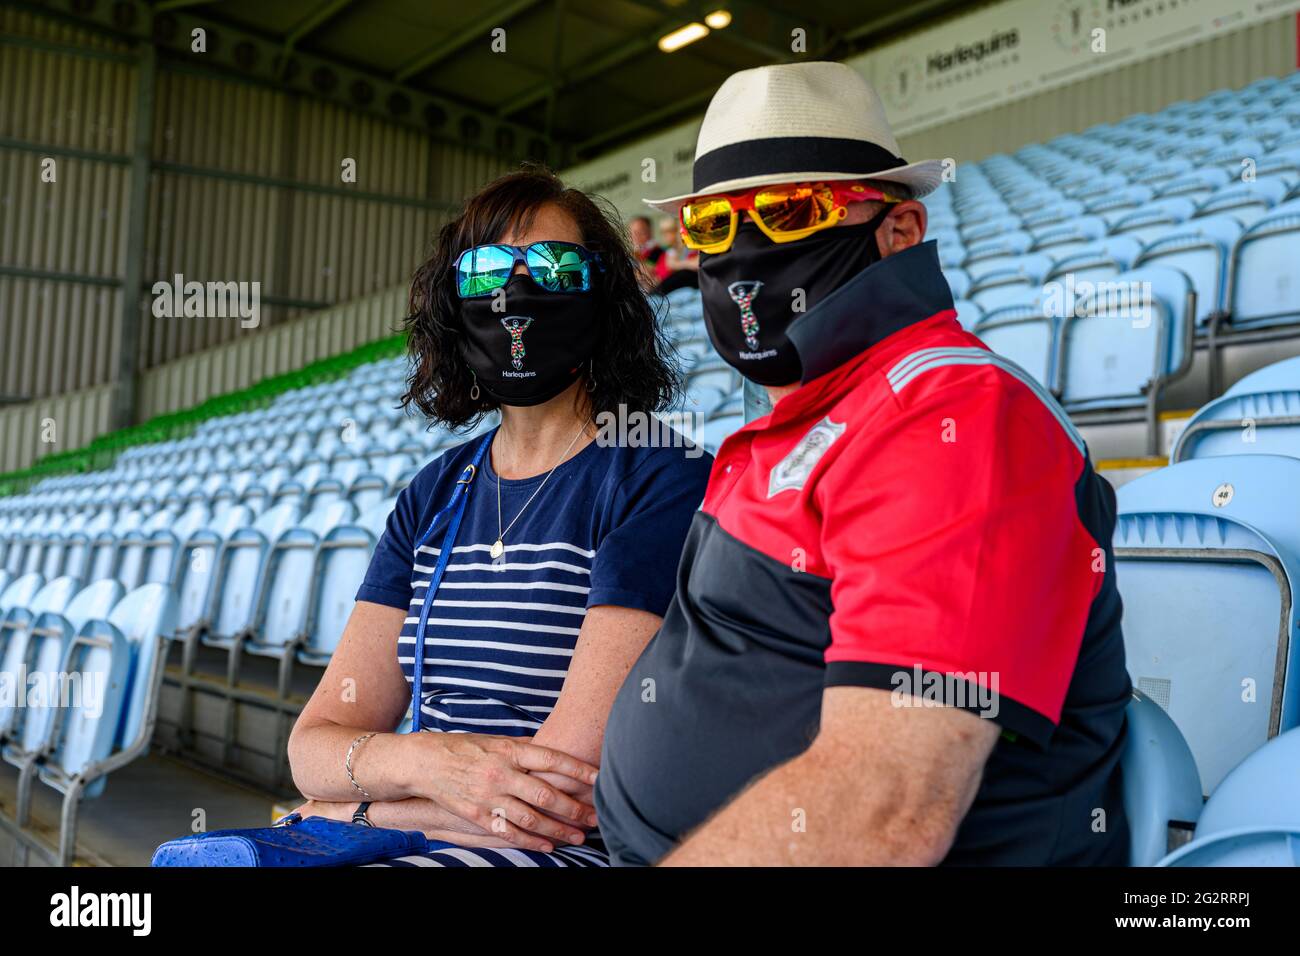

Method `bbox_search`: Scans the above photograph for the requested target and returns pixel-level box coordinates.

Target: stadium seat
[950,298,982,332]
[242,501,359,662]
[1228,198,1300,329]
[1114,455,1300,793]
[967,253,1054,313]
[973,305,1055,389]
[297,497,394,666]
[1195,178,1287,226]
[699,414,744,455]
[1110,198,1198,246]
[1172,355,1300,461]
[1134,214,1243,325]
[15,584,177,865]
[1056,265,1195,415]
[1159,728,1300,866]
[1044,236,1145,286]
[962,230,1035,280]
[1122,689,1203,866]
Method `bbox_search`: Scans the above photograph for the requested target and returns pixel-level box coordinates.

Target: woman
[287,167,711,866]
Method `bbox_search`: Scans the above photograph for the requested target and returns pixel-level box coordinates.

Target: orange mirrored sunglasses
[679,181,900,253]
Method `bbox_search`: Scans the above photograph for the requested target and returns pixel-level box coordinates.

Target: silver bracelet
[346,732,378,798]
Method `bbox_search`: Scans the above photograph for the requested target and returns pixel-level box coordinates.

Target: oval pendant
[490,539,505,560]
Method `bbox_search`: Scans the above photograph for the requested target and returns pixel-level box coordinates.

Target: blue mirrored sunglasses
[454,241,603,298]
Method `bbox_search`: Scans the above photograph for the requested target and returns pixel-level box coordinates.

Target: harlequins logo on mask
[500,316,536,377]
[727,281,763,352]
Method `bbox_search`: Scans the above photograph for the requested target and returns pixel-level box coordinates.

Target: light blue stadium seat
[1030,215,1107,257]
[0,573,45,622]
[1045,236,1144,286]
[950,298,982,332]
[1253,146,1300,190]
[2,579,121,771]
[973,305,1055,389]
[963,230,1034,281]
[959,213,1020,245]
[1019,198,1081,230]
[1196,179,1286,228]
[1057,265,1195,413]
[1115,455,1300,793]
[0,576,82,750]
[942,267,971,299]
[1134,214,1243,326]
[699,414,743,456]
[172,505,253,643]
[967,253,1054,313]
[1154,167,1231,202]
[1159,728,1300,866]
[1122,689,1203,866]
[201,501,303,651]
[1228,197,1300,329]
[298,498,394,667]
[244,501,358,662]
[1172,355,1300,461]
[1127,157,1192,189]
[1110,197,1198,246]
[14,583,173,864]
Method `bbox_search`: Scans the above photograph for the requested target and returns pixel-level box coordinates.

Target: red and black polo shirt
[596,240,1132,865]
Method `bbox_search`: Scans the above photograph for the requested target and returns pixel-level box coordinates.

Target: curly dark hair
[403,165,681,428]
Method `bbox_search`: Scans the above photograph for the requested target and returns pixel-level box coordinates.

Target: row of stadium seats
[6,324,1300,865]
[926,71,1300,445]
[4,71,1300,865]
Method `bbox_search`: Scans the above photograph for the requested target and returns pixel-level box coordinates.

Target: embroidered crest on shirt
[768,416,846,498]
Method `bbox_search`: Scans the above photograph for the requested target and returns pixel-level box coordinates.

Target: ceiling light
[659,22,710,52]
[704,10,732,29]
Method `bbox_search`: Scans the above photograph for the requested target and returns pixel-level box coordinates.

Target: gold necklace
[491,422,587,561]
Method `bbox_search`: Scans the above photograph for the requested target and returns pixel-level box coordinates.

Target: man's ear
[877,200,927,256]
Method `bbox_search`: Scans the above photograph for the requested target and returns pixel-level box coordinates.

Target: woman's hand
[404,732,600,849]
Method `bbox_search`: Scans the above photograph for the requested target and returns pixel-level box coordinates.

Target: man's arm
[661,685,999,866]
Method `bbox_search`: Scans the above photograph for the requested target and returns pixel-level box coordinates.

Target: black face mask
[459,274,599,406]
[698,211,890,386]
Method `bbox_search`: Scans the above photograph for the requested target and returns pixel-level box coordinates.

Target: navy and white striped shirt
[357,428,711,734]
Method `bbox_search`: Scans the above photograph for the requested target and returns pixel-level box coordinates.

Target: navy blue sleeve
[356,466,432,609]
[587,447,713,616]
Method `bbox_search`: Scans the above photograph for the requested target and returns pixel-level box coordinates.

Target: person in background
[627,215,661,290]
[595,62,1131,867]
[288,167,711,867]
[651,215,700,295]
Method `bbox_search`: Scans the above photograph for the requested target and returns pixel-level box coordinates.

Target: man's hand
[662,684,1000,866]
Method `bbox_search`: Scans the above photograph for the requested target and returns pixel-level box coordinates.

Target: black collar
[786,240,954,384]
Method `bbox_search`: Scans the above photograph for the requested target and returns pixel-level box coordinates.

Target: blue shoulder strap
[409,431,492,733]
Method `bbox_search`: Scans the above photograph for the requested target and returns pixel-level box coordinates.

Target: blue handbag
[152,433,493,867]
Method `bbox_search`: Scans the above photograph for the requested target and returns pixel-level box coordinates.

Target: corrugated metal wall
[0,5,510,409]
[0,280,407,474]
[898,14,1298,164]
[0,385,113,474]
[136,282,407,420]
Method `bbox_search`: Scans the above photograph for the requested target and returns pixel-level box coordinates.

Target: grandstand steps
[0,752,275,866]
[153,642,321,799]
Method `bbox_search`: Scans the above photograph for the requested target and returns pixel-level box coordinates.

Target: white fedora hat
[646,61,944,213]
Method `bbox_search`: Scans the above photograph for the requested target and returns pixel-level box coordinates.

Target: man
[595,62,1131,866]
[627,214,661,290]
